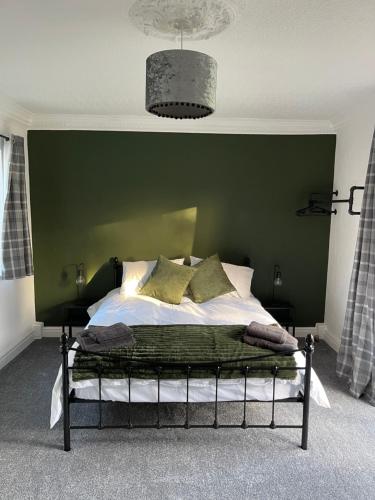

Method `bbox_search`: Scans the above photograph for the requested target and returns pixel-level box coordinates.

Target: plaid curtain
[337,129,375,405]
[1,135,33,279]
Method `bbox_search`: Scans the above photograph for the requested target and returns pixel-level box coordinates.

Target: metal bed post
[241,366,249,429]
[213,365,221,429]
[61,333,71,452]
[185,365,191,429]
[127,366,132,429]
[270,366,279,429]
[97,365,103,430]
[301,334,314,450]
[156,366,162,429]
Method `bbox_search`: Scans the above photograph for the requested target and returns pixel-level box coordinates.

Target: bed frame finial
[305,333,315,353]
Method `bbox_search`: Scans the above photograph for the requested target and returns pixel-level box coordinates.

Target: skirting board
[0,322,42,371]
[316,323,340,352]
[42,325,317,338]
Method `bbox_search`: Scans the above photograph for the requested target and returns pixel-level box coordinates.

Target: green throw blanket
[72,325,297,381]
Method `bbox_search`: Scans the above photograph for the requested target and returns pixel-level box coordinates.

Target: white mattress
[50,290,330,428]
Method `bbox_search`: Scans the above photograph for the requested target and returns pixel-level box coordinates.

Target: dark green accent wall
[28,130,336,326]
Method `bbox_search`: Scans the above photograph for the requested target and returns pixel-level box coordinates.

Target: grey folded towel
[76,323,136,352]
[247,321,289,344]
[243,333,298,353]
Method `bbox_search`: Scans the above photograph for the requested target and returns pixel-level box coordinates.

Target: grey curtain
[337,129,375,405]
[1,135,33,279]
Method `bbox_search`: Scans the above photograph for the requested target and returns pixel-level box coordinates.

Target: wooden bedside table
[263,302,296,337]
[62,299,95,338]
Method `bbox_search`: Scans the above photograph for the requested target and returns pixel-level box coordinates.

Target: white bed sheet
[50,291,330,428]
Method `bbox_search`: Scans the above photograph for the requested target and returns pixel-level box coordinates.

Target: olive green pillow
[140,255,196,305]
[189,254,236,303]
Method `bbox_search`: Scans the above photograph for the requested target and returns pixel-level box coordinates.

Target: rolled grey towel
[246,322,288,344]
[76,323,136,352]
[243,333,298,353]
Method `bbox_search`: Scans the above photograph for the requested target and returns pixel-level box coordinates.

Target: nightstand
[62,299,94,339]
[263,302,296,337]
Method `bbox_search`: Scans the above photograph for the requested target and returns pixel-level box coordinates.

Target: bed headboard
[111,257,122,289]
[111,255,252,290]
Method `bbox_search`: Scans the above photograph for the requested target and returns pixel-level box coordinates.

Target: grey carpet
[0,339,374,500]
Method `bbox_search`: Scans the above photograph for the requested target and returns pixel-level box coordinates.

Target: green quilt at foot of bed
[72,325,298,381]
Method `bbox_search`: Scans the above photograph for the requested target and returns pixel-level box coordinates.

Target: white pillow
[222,262,254,299]
[120,258,184,296]
[190,256,254,299]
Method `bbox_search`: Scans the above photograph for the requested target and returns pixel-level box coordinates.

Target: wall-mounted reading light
[62,262,86,298]
[75,262,86,294]
[272,264,282,303]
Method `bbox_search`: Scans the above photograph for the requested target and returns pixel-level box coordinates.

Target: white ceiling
[0,0,374,123]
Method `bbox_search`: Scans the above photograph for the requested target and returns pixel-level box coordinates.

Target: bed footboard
[60,333,314,452]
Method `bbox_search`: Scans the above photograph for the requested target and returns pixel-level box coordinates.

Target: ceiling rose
[129,0,239,41]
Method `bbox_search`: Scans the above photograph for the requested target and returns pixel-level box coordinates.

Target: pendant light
[146,29,217,119]
[129,0,239,120]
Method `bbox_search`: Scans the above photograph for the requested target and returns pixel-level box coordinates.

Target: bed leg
[301,334,314,450]
[61,333,71,452]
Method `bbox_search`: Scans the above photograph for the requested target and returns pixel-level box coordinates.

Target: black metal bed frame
[60,256,314,451]
[61,333,314,452]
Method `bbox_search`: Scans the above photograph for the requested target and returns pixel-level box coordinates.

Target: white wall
[0,108,37,370]
[324,99,375,352]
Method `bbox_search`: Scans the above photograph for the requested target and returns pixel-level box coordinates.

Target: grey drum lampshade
[146,49,217,119]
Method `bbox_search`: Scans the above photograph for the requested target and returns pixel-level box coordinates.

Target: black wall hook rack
[296,185,364,217]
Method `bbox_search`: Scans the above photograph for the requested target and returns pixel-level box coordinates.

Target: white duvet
[50,290,330,428]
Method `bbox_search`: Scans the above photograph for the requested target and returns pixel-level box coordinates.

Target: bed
[52,257,329,451]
